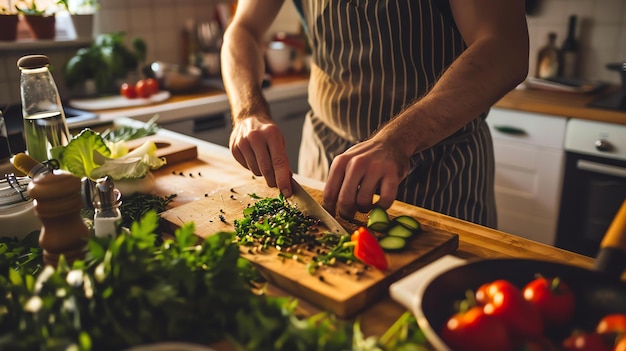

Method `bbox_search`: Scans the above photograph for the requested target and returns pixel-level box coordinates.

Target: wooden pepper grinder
[27,172,89,266]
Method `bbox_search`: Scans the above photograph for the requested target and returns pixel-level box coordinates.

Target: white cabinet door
[487,107,567,245]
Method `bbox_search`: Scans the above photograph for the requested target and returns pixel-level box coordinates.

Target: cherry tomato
[562,331,612,351]
[596,314,626,335]
[144,77,159,95]
[441,306,512,351]
[523,276,575,329]
[120,82,137,99]
[351,227,387,270]
[476,279,544,339]
[134,79,152,98]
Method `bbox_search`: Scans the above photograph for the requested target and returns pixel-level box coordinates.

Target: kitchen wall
[0,0,625,106]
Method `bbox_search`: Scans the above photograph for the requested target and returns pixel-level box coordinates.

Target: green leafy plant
[14,0,53,15]
[0,212,429,350]
[56,0,98,14]
[64,31,147,94]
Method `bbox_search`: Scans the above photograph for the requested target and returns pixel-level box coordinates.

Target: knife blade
[289,178,349,236]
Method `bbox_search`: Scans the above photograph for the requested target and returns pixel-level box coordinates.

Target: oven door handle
[577,159,626,178]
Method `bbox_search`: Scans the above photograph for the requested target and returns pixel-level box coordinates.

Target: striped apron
[294,0,497,228]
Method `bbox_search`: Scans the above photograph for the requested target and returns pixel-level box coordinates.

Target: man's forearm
[221,26,271,123]
[375,35,528,158]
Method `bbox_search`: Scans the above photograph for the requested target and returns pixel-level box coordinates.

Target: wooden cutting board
[161,178,459,317]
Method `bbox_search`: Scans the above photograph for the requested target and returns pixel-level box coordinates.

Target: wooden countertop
[495,85,626,125]
[139,122,596,341]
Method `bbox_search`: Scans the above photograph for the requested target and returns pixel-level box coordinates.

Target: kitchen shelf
[0,38,92,52]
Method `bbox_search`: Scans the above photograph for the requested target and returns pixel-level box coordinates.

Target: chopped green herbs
[233,194,359,274]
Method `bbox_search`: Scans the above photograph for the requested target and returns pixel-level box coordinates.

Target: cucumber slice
[393,215,421,232]
[367,206,390,232]
[387,223,415,239]
[379,236,407,252]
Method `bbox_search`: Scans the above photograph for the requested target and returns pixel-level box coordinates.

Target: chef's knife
[289,178,349,236]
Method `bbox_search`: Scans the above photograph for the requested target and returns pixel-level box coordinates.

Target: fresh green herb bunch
[0,212,429,351]
[0,212,260,350]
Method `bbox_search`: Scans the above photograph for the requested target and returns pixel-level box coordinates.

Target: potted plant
[0,4,19,41]
[64,31,147,96]
[56,0,98,40]
[15,0,56,40]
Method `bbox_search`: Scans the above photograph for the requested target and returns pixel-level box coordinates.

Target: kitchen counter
[67,74,310,130]
[68,75,626,131]
[120,118,596,340]
[495,85,626,125]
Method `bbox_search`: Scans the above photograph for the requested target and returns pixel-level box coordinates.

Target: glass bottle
[17,54,71,163]
[560,15,579,79]
[535,32,559,79]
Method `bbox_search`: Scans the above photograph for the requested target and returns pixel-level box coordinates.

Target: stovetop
[588,90,626,112]
[565,118,626,161]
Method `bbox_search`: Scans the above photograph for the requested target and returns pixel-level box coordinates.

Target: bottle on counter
[535,32,560,79]
[559,15,579,79]
[17,54,71,163]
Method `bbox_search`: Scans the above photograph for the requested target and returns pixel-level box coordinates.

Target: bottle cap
[17,55,50,70]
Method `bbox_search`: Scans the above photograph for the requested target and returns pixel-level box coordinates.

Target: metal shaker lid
[93,176,121,210]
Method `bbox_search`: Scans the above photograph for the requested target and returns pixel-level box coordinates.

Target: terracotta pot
[0,14,19,41]
[23,14,56,40]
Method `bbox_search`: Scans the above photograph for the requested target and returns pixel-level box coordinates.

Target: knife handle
[595,198,626,278]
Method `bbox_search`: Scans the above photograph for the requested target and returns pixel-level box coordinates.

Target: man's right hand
[229,115,294,197]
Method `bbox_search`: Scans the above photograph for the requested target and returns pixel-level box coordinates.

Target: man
[221,0,529,228]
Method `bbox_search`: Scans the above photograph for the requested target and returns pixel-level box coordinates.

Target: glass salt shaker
[17,54,71,163]
[92,176,122,238]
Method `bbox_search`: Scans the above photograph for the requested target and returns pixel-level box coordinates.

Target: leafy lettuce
[51,128,166,180]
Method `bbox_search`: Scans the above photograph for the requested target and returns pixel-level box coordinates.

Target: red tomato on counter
[442,306,512,351]
[523,276,575,329]
[134,79,152,98]
[144,78,159,95]
[120,82,137,99]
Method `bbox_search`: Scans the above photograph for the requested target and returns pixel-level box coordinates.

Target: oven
[555,118,626,257]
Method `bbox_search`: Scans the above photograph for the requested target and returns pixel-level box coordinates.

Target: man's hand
[229,115,293,196]
[323,136,410,219]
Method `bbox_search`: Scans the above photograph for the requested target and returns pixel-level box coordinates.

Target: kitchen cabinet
[161,94,310,172]
[486,107,567,245]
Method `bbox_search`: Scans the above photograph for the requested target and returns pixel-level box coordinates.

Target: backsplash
[0,0,624,106]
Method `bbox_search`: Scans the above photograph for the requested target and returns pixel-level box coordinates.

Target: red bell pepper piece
[351,226,388,270]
